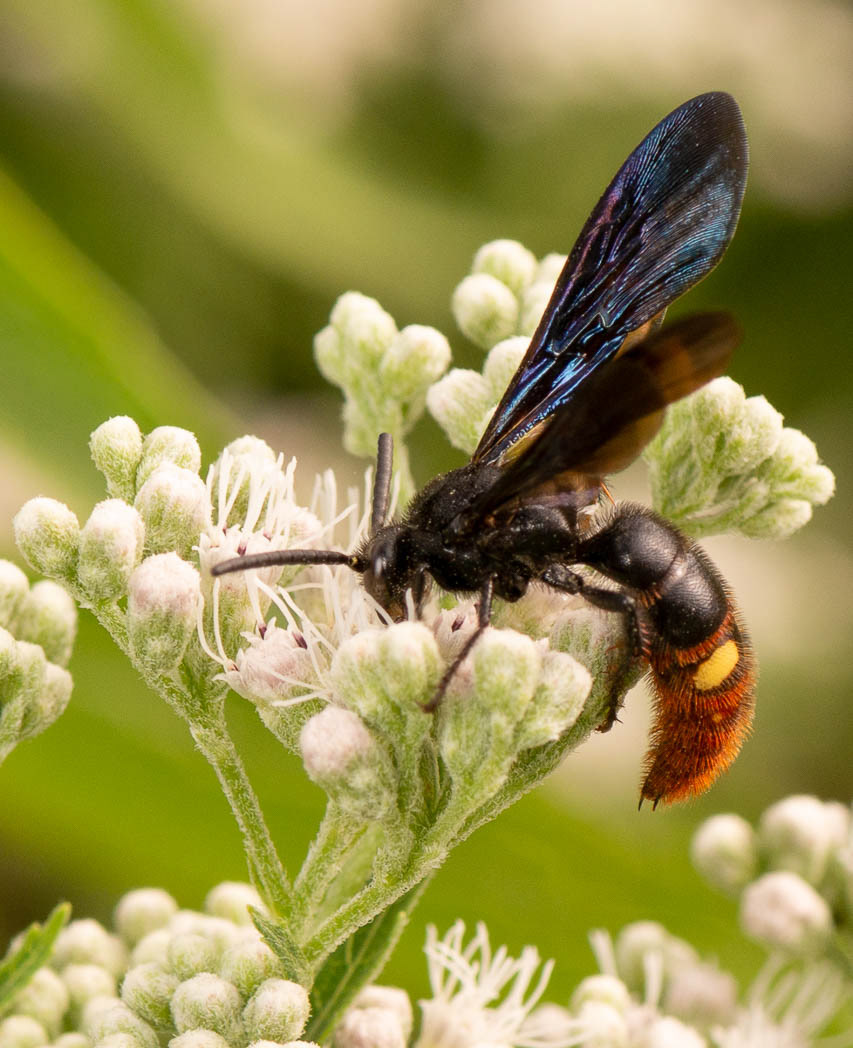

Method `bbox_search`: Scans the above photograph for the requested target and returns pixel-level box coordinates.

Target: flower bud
[242,979,310,1043]
[452,273,518,350]
[53,920,129,978]
[570,975,630,1013]
[137,429,201,491]
[167,934,220,982]
[17,654,72,744]
[690,813,758,896]
[349,987,412,1040]
[81,997,157,1048]
[738,498,813,540]
[167,914,239,953]
[223,625,314,709]
[54,1035,91,1048]
[739,871,832,954]
[663,961,738,1029]
[14,580,77,666]
[114,889,179,947]
[379,325,451,401]
[14,498,79,579]
[9,967,69,1038]
[0,560,29,630]
[170,974,243,1042]
[644,1016,706,1048]
[614,922,698,993]
[135,466,211,558]
[168,1033,230,1048]
[61,965,117,1021]
[77,500,145,603]
[472,239,537,297]
[0,1016,49,1048]
[573,1001,628,1047]
[481,336,528,400]
[437,629,540,789]
[120,964,179,1029]
[219,934,284,998]
[315,293,397,385]
[204,882,264,925]
[332,1006,405,1048]
[130,931,171,968]
[516,649,590,751]
[90,417,144,501]
[426,368,492,454]
[127,554,200,674]
[758,794,849,886]
[300,706,396,819]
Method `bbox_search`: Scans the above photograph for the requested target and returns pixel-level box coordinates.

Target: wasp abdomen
[643,606,755,806]
[577,506,756,806]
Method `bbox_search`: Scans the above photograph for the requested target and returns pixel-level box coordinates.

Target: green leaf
[305,876,431,1043]
[250,908,310,988]
[0,902,70,1016]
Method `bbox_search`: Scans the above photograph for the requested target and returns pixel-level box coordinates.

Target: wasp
[213,92,755,807]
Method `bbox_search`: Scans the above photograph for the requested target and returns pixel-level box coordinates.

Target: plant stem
[291,805,368,936]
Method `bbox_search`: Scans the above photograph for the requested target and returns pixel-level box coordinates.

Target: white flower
[415,922,573,1048]
[739,872,832,954]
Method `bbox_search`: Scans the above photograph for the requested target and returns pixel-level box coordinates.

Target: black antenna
[210,548,354,577]
[370,433,394,535]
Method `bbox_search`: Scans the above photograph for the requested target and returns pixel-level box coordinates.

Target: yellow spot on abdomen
[693,639,739,691]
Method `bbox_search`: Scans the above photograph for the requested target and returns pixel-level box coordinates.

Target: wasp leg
[541,564,648,733]
[422,576,495,713]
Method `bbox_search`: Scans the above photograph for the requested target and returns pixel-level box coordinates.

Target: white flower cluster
[0,559,76,765]
[691,795,853,959]
[0,885,318,1048]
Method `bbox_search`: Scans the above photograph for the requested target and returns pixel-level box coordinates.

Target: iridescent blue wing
[473,91,748,466]
[462,311,740,518]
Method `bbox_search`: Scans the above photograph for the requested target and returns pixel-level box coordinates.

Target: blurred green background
[0,0,850,999]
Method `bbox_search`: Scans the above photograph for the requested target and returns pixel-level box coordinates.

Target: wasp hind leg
[541,564,649,733]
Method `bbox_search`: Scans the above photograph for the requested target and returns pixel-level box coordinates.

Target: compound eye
[372,553,386,580]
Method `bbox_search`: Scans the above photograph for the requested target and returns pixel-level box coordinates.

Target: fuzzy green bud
[242,979,310,1043]
[333,1007,406,1048]
[166,934,220,982]
[690,813,758,897]
[426,368,492,454]
[61,965,117,1022]
[130,931,171,968]
[168,1033,231,1048]
[13,581,77,667]
[170,974,243,1042]
[452,273,518,350]
[219,935,284,998]
[437,629,541,791]
[204,883,264,926]
[0,561,29,630]
[114,889,179,947]
[120,964,179,1029]
[14,498,79,580]
[90,417,144,502]
[127,554,200,674]
[53,920,129,978]
[136,429,202,491]
[81,997,158,1048]
[758,794,849,886]
[0,1016,48,1048]
[379,325,451,402]
[472,239,538,297]
[135,466,211,558]
[518,253,566,336]
[740,871,832,954]
[54,1035,91,1048]
[9,967,69,1038]
[515,649,591,751]
[300,706,396,819]
[571,974,631,1014]
[315,293,397,386]
[77,501,144,603]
